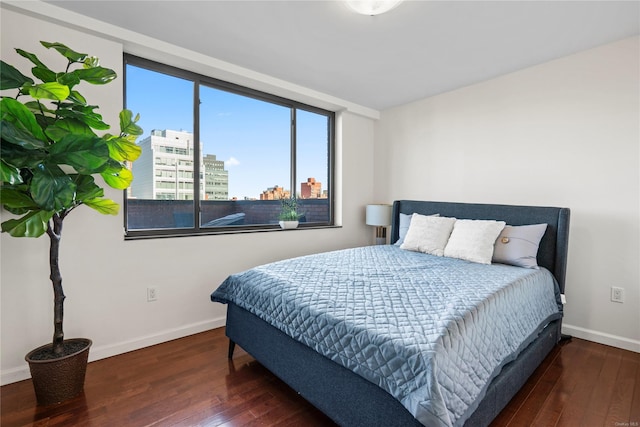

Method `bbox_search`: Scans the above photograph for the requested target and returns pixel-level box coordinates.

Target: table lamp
[366,204,392,245]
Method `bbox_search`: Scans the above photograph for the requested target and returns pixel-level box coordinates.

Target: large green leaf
[83,197,119,215]
[28,82,70,101]
[0,144,46,170]
[1,210,53,238]
[72,104,110,127]
[104,135,142,162]
[56,71,81,88]
[23,100,54,115]
[74,67,117,85]
[56,104,110,130]
[41,41,87,63]
[33,113,56,135]
[4,206,31,216]
[0,60,34,90]
[45,118,96,142]
[30,165,76,211]
[0,160,23,185]
[67,90,87,105]
[101,163,133,189]
[15,48,50,70]
[119,110,143,136]
[16,102,57,133]
[0,98,47,140]
[31,67,57,83]
[0,120,47,150]
[73,174,103,201]
[0,187,36,209]
[48,134,110,173]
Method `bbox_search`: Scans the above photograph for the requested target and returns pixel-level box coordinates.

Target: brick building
[301,177,324,199]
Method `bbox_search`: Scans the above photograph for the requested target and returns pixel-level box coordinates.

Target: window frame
[123,54,335,239]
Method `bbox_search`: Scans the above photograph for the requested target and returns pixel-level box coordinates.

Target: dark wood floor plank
[489,345,561,426]
[631,358,640,426]
[607,352,640,426]
[528,339,588,426]
[580,346,623,426]
[502,361,563,426]
[1,330,638,427]
[555,340,610,426]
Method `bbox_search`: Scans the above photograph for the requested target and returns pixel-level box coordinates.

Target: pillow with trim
[400,214,456,256]
[492,223,548,268]
[444,219,506,264]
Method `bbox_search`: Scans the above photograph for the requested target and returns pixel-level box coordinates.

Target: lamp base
[374,226,387,245]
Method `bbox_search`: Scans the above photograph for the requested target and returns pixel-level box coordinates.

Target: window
[124,55,334,237]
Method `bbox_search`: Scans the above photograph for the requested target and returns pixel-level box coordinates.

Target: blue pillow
[394,213,413,246]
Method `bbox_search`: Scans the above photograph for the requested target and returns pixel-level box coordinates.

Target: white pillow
[394,213,439,246]
[444,219,506,264]
[400,214,456,256]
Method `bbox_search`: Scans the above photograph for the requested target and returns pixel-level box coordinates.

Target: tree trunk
[48,214,65,356]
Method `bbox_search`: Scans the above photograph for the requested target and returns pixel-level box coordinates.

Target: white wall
[0,8,376,384]
[376,36,640,352]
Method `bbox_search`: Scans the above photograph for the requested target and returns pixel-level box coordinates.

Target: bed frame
[223,200,571,426]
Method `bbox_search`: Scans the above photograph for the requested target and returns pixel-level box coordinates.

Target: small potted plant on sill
[278,196,302,229]
[0,41,142,405]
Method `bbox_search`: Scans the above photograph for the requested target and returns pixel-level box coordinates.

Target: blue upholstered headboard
[390,200,571,293]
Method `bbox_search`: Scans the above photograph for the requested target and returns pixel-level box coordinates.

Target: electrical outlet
[611,287,624,303]
[147,286,158,302]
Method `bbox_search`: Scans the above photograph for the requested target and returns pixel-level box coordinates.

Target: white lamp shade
[366,204,392,226]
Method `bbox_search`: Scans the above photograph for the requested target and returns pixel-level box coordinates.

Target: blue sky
[126,65,328,200]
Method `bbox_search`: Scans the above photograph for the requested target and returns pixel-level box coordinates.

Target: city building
[260,185,290,200]
[203,154,229,200]
[300,177,323,199]
[130,129,228,200]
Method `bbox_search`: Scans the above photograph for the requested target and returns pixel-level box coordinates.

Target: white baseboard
[5,319,635,386]
[1,316,226,386]
[562,323,640,353]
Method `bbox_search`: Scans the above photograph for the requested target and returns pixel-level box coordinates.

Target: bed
[211,200,571,427]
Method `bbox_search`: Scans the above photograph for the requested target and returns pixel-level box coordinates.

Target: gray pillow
[492,224,547,268]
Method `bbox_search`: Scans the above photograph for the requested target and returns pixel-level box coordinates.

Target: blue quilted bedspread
[211,245,562,427]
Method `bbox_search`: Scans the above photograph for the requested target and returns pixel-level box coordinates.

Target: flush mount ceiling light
[344,0,404,16]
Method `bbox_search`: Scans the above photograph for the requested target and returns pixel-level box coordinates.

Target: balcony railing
[126,198,330,230]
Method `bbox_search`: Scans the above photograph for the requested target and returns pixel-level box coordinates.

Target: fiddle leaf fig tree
[0,41,142,357]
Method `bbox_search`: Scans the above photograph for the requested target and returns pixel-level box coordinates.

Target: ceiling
[37,1,640,111]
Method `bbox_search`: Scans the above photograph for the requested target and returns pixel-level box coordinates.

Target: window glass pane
[123,55,334,237]
[296,110,330,224]
[199,85,291,228]
[126,64,195,229]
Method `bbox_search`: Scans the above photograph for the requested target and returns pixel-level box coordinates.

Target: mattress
[211,245,562,427]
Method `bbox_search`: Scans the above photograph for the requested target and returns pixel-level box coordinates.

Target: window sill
[124,224,341,240]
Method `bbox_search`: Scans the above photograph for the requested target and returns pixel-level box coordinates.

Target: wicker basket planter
[25,338,92,406]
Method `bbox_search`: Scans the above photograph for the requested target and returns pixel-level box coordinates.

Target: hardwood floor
[1,328,638,427]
